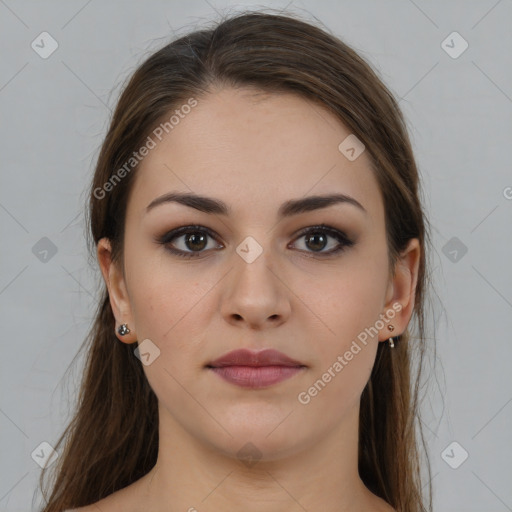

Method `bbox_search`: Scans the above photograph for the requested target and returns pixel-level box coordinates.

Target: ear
[379,238,421,342]
[97,237,137,344]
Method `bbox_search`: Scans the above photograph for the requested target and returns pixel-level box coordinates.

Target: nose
[220,246,291,330]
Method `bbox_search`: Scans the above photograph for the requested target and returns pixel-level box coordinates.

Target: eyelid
[156,223,354,258]
[288,224,354,254]
[291,224,352,243]
[156,224,223,249]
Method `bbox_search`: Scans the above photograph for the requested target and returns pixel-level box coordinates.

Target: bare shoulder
[62,498,118,512]
[62,477,146,512]
[62,507,97,512]
[367,491,397,512]
[61,492,122,512]
[62,495,123,512]
[63,500,115,512]
[376,499,397,512]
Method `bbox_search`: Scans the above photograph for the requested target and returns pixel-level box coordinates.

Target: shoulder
[62,495,119,512]
[63,501,114,512]
[62,479,141,512]
[377,501,397,512]
[367,492,397,512]
[62,469,153,512]
[63,505,111,512]
[63,498,120,512]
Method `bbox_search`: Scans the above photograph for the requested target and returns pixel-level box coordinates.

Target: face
[99,86,419,461]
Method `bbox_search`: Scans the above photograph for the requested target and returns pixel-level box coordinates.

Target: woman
[39,10,434,512]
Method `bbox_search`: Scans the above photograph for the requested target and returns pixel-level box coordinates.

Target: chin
[201,416,313,463]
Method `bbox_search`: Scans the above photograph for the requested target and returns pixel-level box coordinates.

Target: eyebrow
[145,192,367,217]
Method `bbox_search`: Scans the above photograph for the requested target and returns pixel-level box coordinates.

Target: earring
[387,324,395,348]
[117,323,131,336]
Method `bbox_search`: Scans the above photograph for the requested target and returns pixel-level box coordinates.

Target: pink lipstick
[206,348,306,389]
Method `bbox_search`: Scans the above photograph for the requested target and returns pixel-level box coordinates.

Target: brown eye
[290,225,354,256]
[183,232,208,252]
[304,232,328,252]
[157,223,354,260]
[157,225,222,259]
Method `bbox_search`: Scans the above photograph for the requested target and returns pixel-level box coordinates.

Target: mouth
[205,348,306,389]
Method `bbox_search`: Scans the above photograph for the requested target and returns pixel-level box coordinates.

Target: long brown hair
[38,9,434,512]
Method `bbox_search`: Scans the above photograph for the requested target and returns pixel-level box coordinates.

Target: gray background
[1,0,511,511]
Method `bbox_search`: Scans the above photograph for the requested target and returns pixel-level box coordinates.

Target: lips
[206,348,306,389]
[206,348,305,368]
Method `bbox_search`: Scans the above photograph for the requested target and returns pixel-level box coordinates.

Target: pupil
[307,233,326,251]
[186,232,207,251]
[184,232,328,253]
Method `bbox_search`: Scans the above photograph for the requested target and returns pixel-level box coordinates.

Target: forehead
[128,87,383,224]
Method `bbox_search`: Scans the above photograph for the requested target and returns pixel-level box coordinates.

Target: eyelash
[156,224,355,259]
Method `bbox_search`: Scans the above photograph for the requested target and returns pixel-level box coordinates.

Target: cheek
[300,251,388,403]
[296,342,376,433]
[298,275,383,420]
[125,249,220,365]
[311,260,387,345]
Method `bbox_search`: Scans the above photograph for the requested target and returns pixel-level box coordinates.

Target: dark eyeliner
[155,225,221,259]
[155,223,354,259]
[291,224,355,256]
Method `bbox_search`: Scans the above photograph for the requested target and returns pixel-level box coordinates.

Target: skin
[84,86,419,512]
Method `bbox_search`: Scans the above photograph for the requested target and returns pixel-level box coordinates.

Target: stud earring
[387,324,395,348]
[117,323,131,336]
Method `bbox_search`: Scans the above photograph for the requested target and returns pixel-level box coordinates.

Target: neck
[135,401,380,512]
